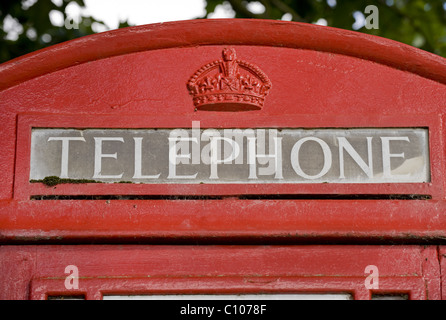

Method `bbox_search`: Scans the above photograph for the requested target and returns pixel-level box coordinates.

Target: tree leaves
[0,0,108,63]
[204,0,446,57]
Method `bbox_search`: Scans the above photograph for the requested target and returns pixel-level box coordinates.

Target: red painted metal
[440,247,446,300]
[0,20,445,242]
[2,19,446,91]
[0,245,440,300]
[1,19,446,299]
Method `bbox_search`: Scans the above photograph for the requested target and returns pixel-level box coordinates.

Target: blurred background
[1,0,446,63]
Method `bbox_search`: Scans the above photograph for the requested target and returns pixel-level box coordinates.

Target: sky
[3,0,307,41]
[6,0,364,41]
[66,0,236,30]
[63,0,328,32]
[66,0,299,31]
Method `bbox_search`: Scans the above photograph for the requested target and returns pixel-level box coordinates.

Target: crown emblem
[187,48,272,111]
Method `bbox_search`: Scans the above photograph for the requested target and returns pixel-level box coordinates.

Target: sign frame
[15,113,441,200]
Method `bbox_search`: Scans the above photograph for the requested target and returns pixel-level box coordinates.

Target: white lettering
[93,137,124,179]
[191,121,201,164]
[32,128,428,185]
[364,265,379,290]
[209,137,240,179]
[338,137,373,179]
[48,137,86,178]
[365,5,379,30]
[200,129,221,165]
[247,133,283,179]
[132,137,161,179]
[64,265,79,290]
[167,136,198,179]
[381,137,410,179]
[291,137,332,180]
[223,129,255,164]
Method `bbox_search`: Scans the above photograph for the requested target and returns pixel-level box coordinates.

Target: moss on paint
[30,176,100,187]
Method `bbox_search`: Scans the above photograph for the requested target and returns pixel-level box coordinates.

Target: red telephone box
[1,19,446,301]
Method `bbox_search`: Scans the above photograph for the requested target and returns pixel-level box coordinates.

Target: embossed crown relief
[187,48,272,111]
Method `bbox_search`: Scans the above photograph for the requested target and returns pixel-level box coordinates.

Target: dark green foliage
[204,0,446,57]
[0,0,130,63]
